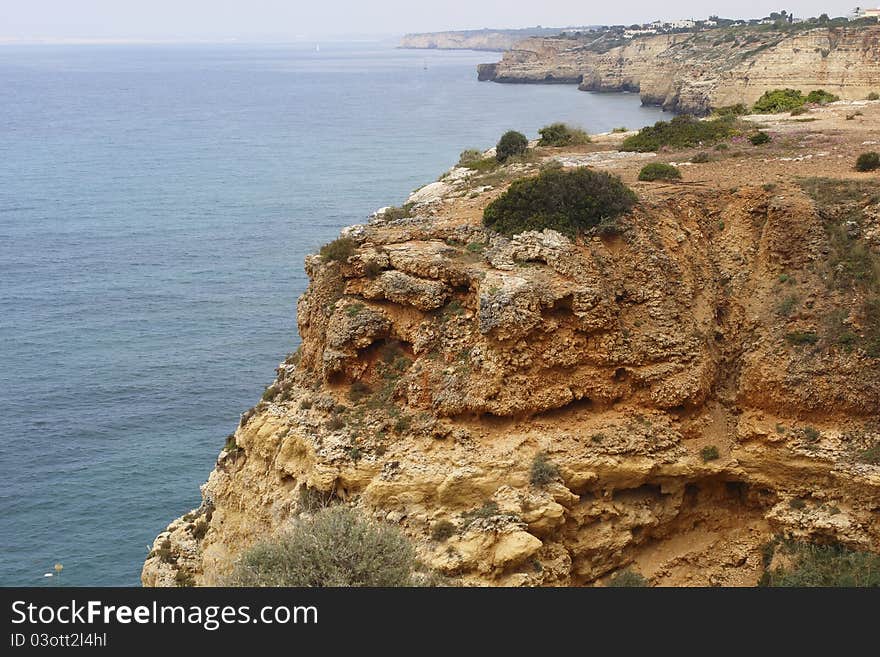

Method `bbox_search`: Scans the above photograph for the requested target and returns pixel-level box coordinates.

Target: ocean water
[0,42,667,586]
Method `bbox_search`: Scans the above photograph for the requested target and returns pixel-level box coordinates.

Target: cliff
[144,102,880,587]
[400,28,589,52]
[479,27,880,114]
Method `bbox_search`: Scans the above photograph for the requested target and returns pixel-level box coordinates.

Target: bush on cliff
[805,89,840,105]
[752,88,806,113]
[761,541,880,587]
[537,122,591,147]
[638,162,682,182]
[856,152,880,172]
[496,130,529,162]
[482,167,637,237]
[225,506,416,586]
[319,236,357,263]
[620,115,737,152]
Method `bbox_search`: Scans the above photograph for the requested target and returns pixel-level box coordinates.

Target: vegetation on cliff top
[537,123,591,147]
[225,506,417,586]
[496,130,529,162]
[761,540,880,587]
[638,162,682,182]
[620,115,739,152]
[752,88,839,114]
[483,167,637,237]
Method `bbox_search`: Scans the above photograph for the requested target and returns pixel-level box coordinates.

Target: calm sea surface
[0,42,667,586]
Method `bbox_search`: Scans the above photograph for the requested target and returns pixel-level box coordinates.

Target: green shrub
[691,151,710,163]
[608,569,648,587]
[761,541,880,587]
[537,122,591,147]
[458,149,484,166]
[154,539,174,564]
[868,92,880,101]
[496,130,528,162]
[714,143,729,151]
[382,203,415,221]
[790,105,808,116]
[749,131,771,145]
[786,331,819,346]
[611,126,628,133]
[482,167,636,237]
[752,88,806,113]
[620,115,737,152]
[859,444,880,465]
[700,445,720,461]
[223,434,242,454]
[712,103,748,118]
[803,426,821,443]
[225,506,416,587]
[462,501,501,524]
[778,295,799,317]
[638,162,682,182]
[805,89,839,105]
[530,451,559,486]
[856,152,880,172]
[319,236,357,262]
[431,520,456,542]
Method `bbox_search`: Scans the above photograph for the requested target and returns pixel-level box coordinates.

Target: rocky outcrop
[480,27,880,114]
[400,28,582,52]
[144,104,880,587]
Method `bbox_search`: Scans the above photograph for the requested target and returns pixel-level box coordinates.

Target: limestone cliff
[144,103,880,587]
[480,27,880,114]
[400,28,586,52]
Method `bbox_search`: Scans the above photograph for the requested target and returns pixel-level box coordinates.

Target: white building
[668,19,696,29]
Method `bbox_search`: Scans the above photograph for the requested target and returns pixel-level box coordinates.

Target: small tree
[483,167,637,237]
[638,162,682,181]
[496,130,528,162]
[856,152,880,172]
[225,506,416,586]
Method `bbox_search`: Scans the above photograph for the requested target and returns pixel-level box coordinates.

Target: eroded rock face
[481,27,880,114]
[144,119,880,587]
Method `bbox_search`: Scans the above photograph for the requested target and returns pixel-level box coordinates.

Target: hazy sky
[0,1,862,41]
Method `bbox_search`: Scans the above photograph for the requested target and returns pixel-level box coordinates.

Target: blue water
[0,42,666,586]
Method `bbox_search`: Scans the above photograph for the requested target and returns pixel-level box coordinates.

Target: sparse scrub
[319,236,357,263]
[495,130,528,162]
[530,451,559,486]
[223,434,242,454]
[461,501,501,524]
[749,131,771,145]
[611,126,628,133]
[785,331,819,346]
[778,295,799,317]
[382,203,415,221]
[856,152,880,172]
[483,167,636,237]
[868,92,880,101]
[691,151,710,163]
[712,103,748,118]
[537,122,591,147]
[638,162,681,181]
[225,506,417,587]
[858,444,880,465]
[700,445,720,461]
[457,149,484,166]
[761,541,880,587]
[803,426,821,443]
[608,569,648,587]
[620,115,739,152]
[431,520,456,542]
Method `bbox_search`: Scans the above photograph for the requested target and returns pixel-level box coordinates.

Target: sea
[0,40,668,586]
